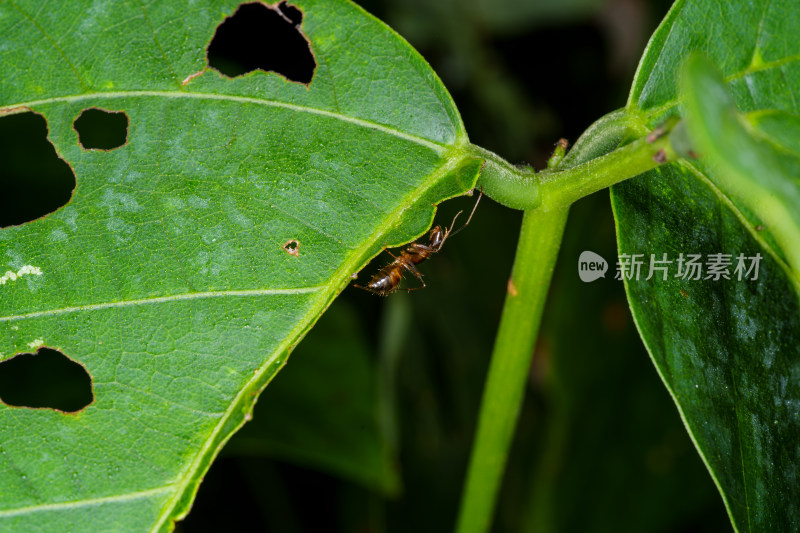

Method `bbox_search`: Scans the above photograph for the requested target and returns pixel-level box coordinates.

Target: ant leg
[399,261,427,292]
[401,260,424,280]
[382,248,400,260]
[446,187,483,239]
[464,186,483,226]
[403,284,426,292]
[402,276,427,292]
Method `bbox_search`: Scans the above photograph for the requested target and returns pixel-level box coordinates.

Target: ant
[355,189,482,296]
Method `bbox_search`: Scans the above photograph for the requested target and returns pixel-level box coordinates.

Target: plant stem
[537,133,676,209]
[472,126,677,211]
[469,144,540,210]
[455,205,569,533]
[455,114,682,532]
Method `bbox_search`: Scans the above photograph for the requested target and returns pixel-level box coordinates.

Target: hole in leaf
[283,239,300,256]
[207,1,316,84]
[73,108,129,150]
[0,111,76,228]
[0,347,93,412]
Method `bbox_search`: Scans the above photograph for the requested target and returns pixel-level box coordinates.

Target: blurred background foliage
[176,0,731,530]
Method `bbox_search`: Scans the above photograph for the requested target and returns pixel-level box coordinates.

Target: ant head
[428,188,483,251]
[428,225,446,249]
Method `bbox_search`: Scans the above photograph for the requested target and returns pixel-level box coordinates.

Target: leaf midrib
[611,110,799,294]
[0,91,453,152]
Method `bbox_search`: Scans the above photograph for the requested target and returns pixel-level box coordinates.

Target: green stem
[469,144,539,210]
[472,123,677,211]
[537,133,676,209]
[455,205,569,533]
[455,114,684,532]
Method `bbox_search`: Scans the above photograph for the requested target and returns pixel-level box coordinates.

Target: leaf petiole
[471,119,680,211]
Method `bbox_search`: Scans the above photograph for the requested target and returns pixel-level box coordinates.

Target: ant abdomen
[368,266,403,296]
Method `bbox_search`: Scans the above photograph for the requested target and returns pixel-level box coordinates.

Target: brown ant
[355,190,482,296]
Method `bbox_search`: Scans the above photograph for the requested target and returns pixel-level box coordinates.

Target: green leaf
[611,0,800,531]
[681,55,800,280]
[0,1,478,531]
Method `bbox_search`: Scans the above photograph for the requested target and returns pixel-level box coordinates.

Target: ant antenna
[447,187,483,238]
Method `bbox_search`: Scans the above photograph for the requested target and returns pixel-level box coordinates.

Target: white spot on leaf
[0,265,43,286]
[48,228,68,242]
[187,196,210,209]
[27,338,44,349]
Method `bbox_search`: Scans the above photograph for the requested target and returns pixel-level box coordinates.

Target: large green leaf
[611,0,800,530]
[0,1,478,531]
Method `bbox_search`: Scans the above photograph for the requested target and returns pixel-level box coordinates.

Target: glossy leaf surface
[612,0,800,530]
[0,1,477,531]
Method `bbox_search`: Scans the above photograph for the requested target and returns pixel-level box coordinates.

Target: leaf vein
[1,91,447,152]
[0,287,324,323]
[634,55,800,121]
[6,0,88,91]
[134,0,181,87]
[0,485,174,518]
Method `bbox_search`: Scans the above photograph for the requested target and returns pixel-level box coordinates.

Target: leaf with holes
[611,0,800,530]
[0,1,479,531]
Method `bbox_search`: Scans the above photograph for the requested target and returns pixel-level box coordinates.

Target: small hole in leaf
[0,112,76,228]
[207,1,316,84]
[0,347,93,412]
[283,239,300,256]
[73,108,129,150]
